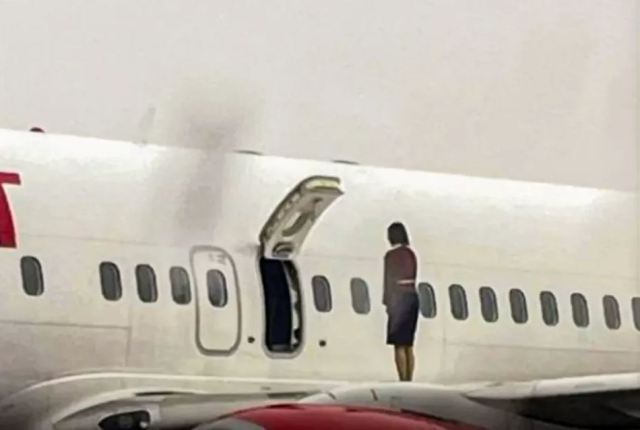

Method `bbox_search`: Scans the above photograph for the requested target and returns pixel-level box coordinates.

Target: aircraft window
[540,291,559,326]
[170,266,191,305]
[207,270,228,307]
[603,295,621,330]
[135,264,158,303]
[632,298,640,331]
[571,293,589,327]
[312,275,332,312]
[509,289,528,324]
[449,284,468,320]
[350,278,370,315]
[20,256,44,296]
[479,286,498,323]
[99,262,122,301]
[417,283,437,318]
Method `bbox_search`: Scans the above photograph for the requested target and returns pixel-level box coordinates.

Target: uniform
[383,244,419,346]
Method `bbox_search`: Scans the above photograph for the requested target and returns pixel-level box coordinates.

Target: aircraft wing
[42,373,640,429]
[462,372,640,429]
[299,374,640,430]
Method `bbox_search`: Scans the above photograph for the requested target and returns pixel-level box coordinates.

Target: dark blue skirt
[386,291,419,346]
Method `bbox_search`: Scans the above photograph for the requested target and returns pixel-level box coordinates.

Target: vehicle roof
[214,403,485,430]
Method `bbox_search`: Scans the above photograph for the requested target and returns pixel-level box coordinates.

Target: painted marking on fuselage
[0,172,21,248]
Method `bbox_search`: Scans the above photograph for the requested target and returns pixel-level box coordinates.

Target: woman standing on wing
[383,222,420,381]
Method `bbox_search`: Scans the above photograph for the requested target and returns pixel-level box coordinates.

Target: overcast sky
[0,0,637,190]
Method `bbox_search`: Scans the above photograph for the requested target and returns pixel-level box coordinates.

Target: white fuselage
[0,129,637,426]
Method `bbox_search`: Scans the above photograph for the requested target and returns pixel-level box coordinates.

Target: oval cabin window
[449,284,468,320]
[603,295,620,330]
[479,286,498,323]
[21,256,44,296]
[100,262,122,301]
[312,275,332,312]
[632,297,640,331]
[207,270,228,307]
[136,264,158,303]
[170,266,191,305]
[350,278,370,315]
[417,283,437,318]
[509,289,528,324]
[571,293,589,328]
[540,291,559,326]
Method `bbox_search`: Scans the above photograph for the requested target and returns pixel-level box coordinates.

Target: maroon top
[383,245,417,307]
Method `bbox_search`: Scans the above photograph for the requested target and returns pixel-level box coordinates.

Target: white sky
[0,0,637,190]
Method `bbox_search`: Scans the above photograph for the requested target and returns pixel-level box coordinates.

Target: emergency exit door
[260,176,344,260]
[258,176,344,353]
[191,246,241,354]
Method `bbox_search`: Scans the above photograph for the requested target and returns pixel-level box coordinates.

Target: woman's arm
[383,252,391,307]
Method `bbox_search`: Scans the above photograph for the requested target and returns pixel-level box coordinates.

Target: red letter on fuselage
[0,172,21,248]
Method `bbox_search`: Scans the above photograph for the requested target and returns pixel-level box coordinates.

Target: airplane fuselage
[0,129,637,427]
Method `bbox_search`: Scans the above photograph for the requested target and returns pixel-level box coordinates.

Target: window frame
[312,275,333,313]
[631,297,640,331]
[99,261,122,301]
[20,256,44,297]
[479,286,498,323]
[602,295,621,330]
[349,277,370,315]
[540,291,559,326]
[571,292,590,328]
[135,264,158,303]
[509,288,528,324]
[170,266,192,305]
[449,284,468,321]
[417,282,437,319]
[206,269,228,308]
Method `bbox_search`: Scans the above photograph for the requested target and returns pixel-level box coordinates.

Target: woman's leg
[407,346,415,381]
[394,346,407,381]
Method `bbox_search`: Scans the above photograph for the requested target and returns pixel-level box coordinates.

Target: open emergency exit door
[259,176,344,260]
[258,176,343,353]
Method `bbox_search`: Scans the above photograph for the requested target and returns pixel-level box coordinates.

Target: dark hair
[388,222,409,246]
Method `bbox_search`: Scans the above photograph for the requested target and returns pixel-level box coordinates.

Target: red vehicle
[193,403,486,430]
